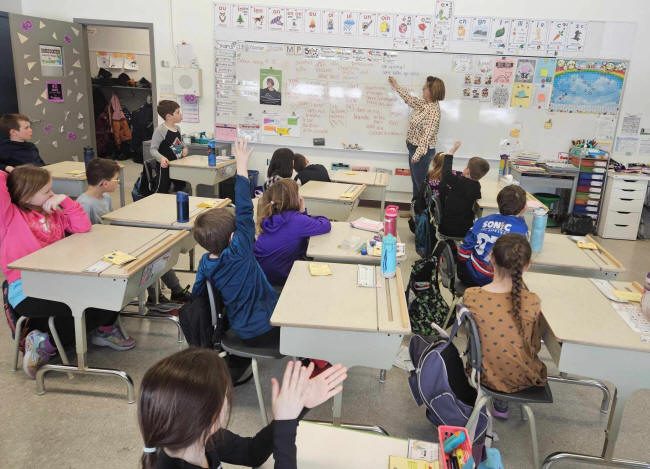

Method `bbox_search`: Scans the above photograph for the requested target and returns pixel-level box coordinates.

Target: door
[0,12,18,114]
[9,13,92,164]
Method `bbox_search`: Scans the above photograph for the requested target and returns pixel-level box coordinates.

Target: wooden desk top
[478,178,541,210]
[307,222,406,263]
[9,224,188,279]
[330,170,389,187]
[299,181,366,202]
[524,272,650,353]
[532,234,624,273]
[44,160,123,181]
[254,421,409,469]
[271,261,410,334]
[168,155,235,170]
[102,193,231,229]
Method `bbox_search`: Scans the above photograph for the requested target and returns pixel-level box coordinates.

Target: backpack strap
[447,304,482,377]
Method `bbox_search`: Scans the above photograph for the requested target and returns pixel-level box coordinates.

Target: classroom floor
[1,159,649,468]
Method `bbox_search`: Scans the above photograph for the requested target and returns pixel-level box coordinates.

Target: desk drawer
[607,196,644,213]
[603,210,642,226]
[600,222,639,240]
[610,178,647,191]
[611,187,647,201]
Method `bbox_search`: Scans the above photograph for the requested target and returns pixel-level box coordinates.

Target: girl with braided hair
[462,233,547,419]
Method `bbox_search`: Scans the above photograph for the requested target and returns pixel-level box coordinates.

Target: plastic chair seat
[220,330,284,360]
[482,383,553,404]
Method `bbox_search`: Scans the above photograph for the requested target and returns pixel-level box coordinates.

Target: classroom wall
[87,25,152,82]
[18,0,650,179]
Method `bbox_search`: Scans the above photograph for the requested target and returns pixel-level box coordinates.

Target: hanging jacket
[108,94,132,145]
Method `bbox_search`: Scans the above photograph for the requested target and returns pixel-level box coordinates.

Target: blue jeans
[407,142,435,201]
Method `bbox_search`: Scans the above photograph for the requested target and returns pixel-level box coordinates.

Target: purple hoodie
[254,210,331,286]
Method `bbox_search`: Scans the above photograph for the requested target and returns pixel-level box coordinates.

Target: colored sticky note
[613,290,642,302]
[276,127,289,136]
[344,171,358,175]
[197,201,218,208]
[540,68,548,77]
[308,262,332,276]
[287,117,298,125]
[102,250,136,266]
[577,241,598,250]
[65,169,85,176]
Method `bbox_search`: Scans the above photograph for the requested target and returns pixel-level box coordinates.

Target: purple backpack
[408,306,489,449]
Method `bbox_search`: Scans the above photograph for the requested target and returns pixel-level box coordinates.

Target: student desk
[168,155,236,197]
[509,163,579,214]
[524,273,650,468]
[8,224,189,402]
[306,221,406,265]
[299,181,366,221]
[477,178,542,228]
[250,421,411,469]
[330,170,389,214]
[101,193,231,271]
[530,233,624,279]
[44,160,126,207]
[271,261,411,424]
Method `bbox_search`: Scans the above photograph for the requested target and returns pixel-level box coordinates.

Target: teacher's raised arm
[389,75,444,201]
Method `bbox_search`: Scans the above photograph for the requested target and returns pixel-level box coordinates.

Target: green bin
[533,192,560,227]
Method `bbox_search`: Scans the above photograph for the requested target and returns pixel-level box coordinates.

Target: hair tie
[143,447,157,454]
[270,200,275,205]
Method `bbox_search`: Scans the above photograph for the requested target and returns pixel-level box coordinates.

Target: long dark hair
[491,234,532,343]
[267,147,295,178]
[257,178,301,233]
[138,348,233,469]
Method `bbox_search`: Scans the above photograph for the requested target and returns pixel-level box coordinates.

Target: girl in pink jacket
[1,165,134,378]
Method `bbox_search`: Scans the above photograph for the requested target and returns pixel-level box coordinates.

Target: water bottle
[641,273,650,319]
[530,207,547,253]
[83,147,95,169]
[499,154,509,176]
[381,234,397,278]
[207,140,216,167]
[176,191,189,223]
[384,205,399,237]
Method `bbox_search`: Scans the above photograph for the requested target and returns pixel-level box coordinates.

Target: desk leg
[34,308,135,403]
[380,187,386,217]
[332,391,343,426]
[568,174,578,214]
[189,248,195,272]
[119,166,126,207]
[542,387,649,468]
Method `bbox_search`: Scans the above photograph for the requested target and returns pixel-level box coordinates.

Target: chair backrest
[436,240,457,293]
[454,304,483,390]
[432,193,443,226]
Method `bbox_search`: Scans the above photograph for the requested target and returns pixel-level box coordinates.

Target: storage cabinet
[598,173,650,240]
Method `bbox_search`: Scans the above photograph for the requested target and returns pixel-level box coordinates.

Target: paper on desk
[65,169,85,176]
[340,192,355,199]
[102,250,136,266]
[611,302,650,334]
[83,260,112,273]
[614,290,642,302]
[350,217,383,232]
[197,201,218,208]
[577,241,599,250]
[344,171,357,175]
[308,262,332,276]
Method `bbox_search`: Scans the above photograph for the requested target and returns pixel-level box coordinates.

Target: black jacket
[439,154,481,237]
[0,139,45,170]
[295,164,330,185]
[155,420,298,469]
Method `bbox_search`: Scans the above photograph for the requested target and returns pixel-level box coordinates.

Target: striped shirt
[394,84,441,161]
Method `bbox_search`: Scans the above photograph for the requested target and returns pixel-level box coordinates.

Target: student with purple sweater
[254,179,331,287]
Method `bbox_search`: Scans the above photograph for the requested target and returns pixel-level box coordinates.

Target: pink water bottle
[384,205,399,237]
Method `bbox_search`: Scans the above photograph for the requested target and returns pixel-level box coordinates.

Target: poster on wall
[46,80,63,102]
[470,17,491,42]
[234,5,251,29]
[340,11,358,36]
[322,10,339,35]
[268,7,286,32]
[96,51,110,68]
[358,13,376,37]
[489,18,511,51]
[124,53,138,70]
[215,4,231,28]
[181,94,199,123]
[377,14,394,38]
[565,21,587,52]
[286,8,304,33]
[412,15,433,50]
[39,44,63,77]
[109,52,123,69]
[452,16,469,41]
[549,59,627,114]
[527,20,549,53]
[251,6,267,32]
[259,68,282,105]
[305,10,321,33]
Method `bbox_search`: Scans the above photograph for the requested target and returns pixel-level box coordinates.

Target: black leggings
[13,297,119,347]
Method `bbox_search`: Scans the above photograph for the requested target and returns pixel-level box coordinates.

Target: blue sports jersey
[457,213,529,286]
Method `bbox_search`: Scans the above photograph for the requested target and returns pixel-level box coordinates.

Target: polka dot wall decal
[67,131,77,141]
[17,33,28,44]
[21,20,33,31]
[39,21,46,29]
[64,35,72,44]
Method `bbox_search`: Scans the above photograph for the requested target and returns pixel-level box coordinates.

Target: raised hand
[234,137,253,176]
[303,363,347,409]
[450,141,462,154]
[271,361,313,421]
[388,76,398,90]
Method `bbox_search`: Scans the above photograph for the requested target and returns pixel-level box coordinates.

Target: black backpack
[561,214,595,235]
[179,283,227,350]
[406,243,450,336]
[132,159,162,201]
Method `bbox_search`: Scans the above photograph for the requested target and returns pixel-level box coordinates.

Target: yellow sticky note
[344,171,358,175]
[577,241,599,250]
[308,262,332,276]
[614,290,642,302]
[102,250,136,266]
[66,169,85,176]
[276,127,289,136]
[197,201,218,208]
[540,68,548,77]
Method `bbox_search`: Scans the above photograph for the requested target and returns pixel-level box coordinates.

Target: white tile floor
[1,160,649,468]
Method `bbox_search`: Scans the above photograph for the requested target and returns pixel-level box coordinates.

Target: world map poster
[549,59,627,114]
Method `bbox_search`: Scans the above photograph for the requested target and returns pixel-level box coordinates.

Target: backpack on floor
[408,306,489,452]
[179,284,228,350]
[405,243,450,336]
[132,159,162,201]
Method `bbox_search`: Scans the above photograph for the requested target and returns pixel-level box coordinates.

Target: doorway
[75,19,157,163]
[0,12,18,115]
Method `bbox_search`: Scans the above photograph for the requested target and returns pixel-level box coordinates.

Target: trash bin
[533,193,561,227]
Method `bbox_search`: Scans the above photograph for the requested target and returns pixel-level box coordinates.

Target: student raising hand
[271,361,347,420]
[234,137,253,176]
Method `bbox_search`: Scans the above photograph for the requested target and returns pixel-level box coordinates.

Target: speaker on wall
[172,67,202,96]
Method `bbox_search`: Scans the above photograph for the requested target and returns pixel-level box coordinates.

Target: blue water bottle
[176,191,190,223]
[207,140,216,167]
[381,234,397,278]
[83,147,95,169]
[530,208,547,253]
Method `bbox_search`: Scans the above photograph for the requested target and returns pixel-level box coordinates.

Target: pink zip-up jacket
[0,170,91,284]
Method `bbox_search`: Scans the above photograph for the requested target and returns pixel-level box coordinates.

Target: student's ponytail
[491,234,532,348]
[141,449,158,469]
[256,179,301,234]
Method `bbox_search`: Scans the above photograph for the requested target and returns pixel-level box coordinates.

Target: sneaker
[22,330,51,379]
[491,400,510,420]
[170,285,192,303]
[91,325,136,351]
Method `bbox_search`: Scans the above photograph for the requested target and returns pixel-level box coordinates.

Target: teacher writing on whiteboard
[389,75,444,200]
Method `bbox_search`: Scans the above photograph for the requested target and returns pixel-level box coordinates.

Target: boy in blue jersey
[457,184,528,286]
[191,138,279,350]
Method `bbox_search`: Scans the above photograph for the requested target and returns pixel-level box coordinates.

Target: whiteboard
[233,42,624,158]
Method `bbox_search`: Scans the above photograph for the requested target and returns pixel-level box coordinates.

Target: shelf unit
[568,146,609,225]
